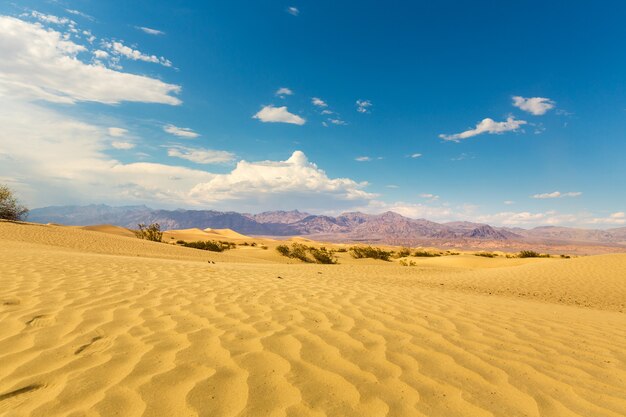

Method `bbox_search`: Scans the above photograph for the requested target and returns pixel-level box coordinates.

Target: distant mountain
[28,205,626,249]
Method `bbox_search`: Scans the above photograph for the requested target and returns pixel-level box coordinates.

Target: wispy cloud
[312,97,327,107]
[107,127,128,137]
[588,212,625,225]
[531,191,582,199]
[356,99,372,113]
[253,105,305,125]
[0,16,181,105]
[103,41,172,67]
[164,124,200,138]
[136,26,165,36]
[439,117,526,142]
[503,200,515,205]
[512,96,555,116]
[66,9,94,21]
[28,11,74,26]
[167,146,235,164]
[111,141,135,150]
[286,7,300,16]
[419,193,440,201]
[329,118,347,125]
[408,153,422,158]
[355,156,371,162]
[275,87,293,97]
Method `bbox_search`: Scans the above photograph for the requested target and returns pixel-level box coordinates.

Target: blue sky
[0,0,624,227]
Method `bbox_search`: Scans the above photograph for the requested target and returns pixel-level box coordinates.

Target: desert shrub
[275,243,337,264]
[349,246,392,261]
[394,247,412,258]
[475,252,497,258]
[399,259,417,267]
[276,244,290,256]
[239,242,250,246]
[413,250,441,257]
[250,242,257,247]
[518,250,549,258]
[134,223,163,242]
[335,247,347,253]
[560,254,571,259]
[260,245,268,250]
[179,240,234,252]
[0,185,28,221]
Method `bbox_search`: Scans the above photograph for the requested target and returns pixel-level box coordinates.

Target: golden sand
[1,221,625,416]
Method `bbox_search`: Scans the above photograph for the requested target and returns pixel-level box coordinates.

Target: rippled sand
[1,221,625,416]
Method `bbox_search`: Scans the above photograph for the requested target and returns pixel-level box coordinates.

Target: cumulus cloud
[167,146,235,164]
[253,105,305,125]
[275,87,293,97]
[286,7,300,16]
[512,96,555,116]
[103,40,172,67]
[439,117,527,142]
[531,191,582,199]
[189,151,374,209]
[163,124,200,138]
[28,11,74,26]
[136,26,165,35]
[111,141,135,150]
[329,118,347,125]
[356,99,372,113]
[312,97,327,107]
[108,127,128,137]
[0,16,181,105]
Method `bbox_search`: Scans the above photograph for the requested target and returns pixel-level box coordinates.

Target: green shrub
[179,240,235,252]
[394,247,412,258]
[413,250,441,257]
[475,252,497,258]
[349,246,392,261]
[518,250,550,258]
[0,185,28,221]
[134,223,163,242]
[335,247,348,253]
[275,243,337,264]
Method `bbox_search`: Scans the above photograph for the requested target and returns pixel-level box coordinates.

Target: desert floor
[1,221,625,417]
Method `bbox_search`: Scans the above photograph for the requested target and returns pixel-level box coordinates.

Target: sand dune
[1,221,625,416]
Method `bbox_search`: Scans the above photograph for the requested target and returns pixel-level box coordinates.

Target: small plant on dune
[560,254,571,259]
[275,243,337,264]
[349,246,392,261]
[413,250,442,257]
[0,185,28,221]
[178,240,235,252]
[518,250,550,258]
[134,223,163,242]
[399,259,417,267]
[335,247,348,253]
[475,252,497,258]
[260,245,268,250]
[394,247,412,258]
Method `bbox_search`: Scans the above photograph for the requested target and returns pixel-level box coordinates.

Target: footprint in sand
[25,314,54,328]
[74,336,111,355]
[0,383,45,412]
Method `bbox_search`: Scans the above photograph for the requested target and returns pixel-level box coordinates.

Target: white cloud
[137,26,165,36]
[287,7,300,16]
[0,16,181,105]
[93,50,109,59]
[439,117,527,142]
[111,141,135,150]
[312,97,327,107]
[329,118,347,125]
[163,124,200,138]
[409,153,422,158]
[531,191,582,199]
[65,9,94,21]
[189,151,375,209]
[475,210,579,226]
[355,156,371,162]
[103,41,172,67]
[512,96,555,116]
[253,105,305,125]
[108,127,128,137]
[28,11,74,26]
[321,109,333,115]
[419,193,439,201]
[503,200,515,205]
[356,99,372,113]
[167,146,235,164]
[588,212,626,225]
[275,87,293,97]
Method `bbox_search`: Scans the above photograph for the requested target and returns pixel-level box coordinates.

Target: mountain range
[27,204,626,251]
